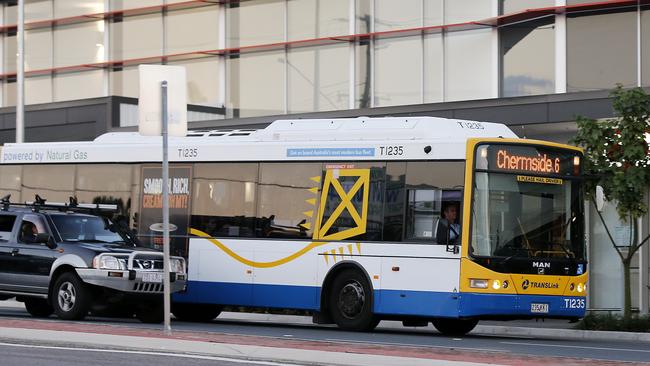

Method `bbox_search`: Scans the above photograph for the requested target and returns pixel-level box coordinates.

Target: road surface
[0,300,648,365]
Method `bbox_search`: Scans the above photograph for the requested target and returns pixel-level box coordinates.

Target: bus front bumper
[459,293,586,319]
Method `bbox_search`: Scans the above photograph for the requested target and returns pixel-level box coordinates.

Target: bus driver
[436,203,461,245]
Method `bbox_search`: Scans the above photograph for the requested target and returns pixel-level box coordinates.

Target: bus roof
[1,117,518,164]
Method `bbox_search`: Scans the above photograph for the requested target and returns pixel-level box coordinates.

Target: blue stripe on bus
[174,281,459,316]
[375,290,459,317]
[174,281,586,319]
[459,293,587,318]
[173,281,319,309]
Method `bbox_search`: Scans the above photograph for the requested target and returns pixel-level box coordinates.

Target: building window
[110,0,161,10]
[567,11,637,92]
[356,40,371,108]
[55,0,104,18]
[26,28,52,71]
[227,0,284,48]
[424,33,443,103]
[287,0,348,41]
[111,13,162,61]
[374,36,422,106]
[424,0,443,27]
[54,22,105,67]
[166,5,220,54]
[445,29,494,101]
[445,0,493,24]
[169,58,221,107]
[26,75,53,105]
[500,0,554,15]
[375,0,421,32]
[287,44,349,113]
[356,0,371,34]
[227,51,285,118]
[501,18,555,97]
[54,70,104,102]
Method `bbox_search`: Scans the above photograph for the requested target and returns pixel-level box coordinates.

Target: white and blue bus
[0,117,587,335]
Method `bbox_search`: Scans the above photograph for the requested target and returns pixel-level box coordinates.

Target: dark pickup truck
[0,200,186,323]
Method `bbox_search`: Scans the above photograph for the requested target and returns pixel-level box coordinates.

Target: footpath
[0,300,649,366]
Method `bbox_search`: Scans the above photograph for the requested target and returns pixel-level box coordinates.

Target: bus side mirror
[444,225,460,254]
[446,242,459,254]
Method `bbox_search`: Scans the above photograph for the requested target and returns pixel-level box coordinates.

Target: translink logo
[521,279,559,290]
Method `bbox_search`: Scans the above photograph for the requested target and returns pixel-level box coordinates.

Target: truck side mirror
[36,233,57,249]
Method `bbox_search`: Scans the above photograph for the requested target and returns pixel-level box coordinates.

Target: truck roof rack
[1,194,119,214]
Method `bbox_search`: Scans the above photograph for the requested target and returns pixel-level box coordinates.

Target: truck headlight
[170,258,186,274]
[93,255,127,270]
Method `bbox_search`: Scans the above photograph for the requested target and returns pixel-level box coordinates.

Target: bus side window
[404,189,441,242]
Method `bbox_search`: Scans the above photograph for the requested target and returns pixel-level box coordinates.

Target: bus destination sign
[497,149,560,174]
[480,144,580,176]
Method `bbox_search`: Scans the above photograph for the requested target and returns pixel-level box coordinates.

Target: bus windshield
[470,144,585,262]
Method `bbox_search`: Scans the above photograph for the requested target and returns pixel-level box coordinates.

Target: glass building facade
[1,0,648,118]
[0,0,649,314]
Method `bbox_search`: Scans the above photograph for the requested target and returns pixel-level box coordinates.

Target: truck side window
[0,215,17,241]
[18,215,47,244]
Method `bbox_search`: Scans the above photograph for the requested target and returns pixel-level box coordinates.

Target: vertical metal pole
[161,80,171,335]
[16,0,25,143]
[637,0,642,87]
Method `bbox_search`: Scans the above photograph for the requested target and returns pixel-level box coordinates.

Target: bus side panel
[174,238,254,306]
[175,238,322,310]
[376,256,460,318]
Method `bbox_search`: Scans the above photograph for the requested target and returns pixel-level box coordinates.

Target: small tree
[570,86,650,320]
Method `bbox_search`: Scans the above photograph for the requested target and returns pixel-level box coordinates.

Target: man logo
[538,267,545,275]
[522,279,530,290]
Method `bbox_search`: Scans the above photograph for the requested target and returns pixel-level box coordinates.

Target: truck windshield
[50,215,126,244]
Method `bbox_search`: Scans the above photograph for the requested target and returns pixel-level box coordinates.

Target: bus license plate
[531,303,549,313]
[142,272,163,283]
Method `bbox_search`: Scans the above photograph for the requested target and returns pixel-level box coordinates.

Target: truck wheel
[24,299,53,318]
[172,303,222,322]
[136,302,164,324]
[328,269,379,331]
[432,318,479,336]
[52,272,91,320]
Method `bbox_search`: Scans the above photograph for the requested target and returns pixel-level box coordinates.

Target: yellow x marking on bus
[314,168,370,241]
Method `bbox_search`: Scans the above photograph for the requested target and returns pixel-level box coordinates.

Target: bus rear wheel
[172,303,222,322]
[432,318,478,336]
[328,269,378,331]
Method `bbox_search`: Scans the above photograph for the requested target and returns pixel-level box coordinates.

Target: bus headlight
[577,283,585,293]
[492,280,501,290]
[470,279,488,289]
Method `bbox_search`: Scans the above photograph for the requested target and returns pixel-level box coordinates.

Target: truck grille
[133,283,163,293]
[132,258,164,270]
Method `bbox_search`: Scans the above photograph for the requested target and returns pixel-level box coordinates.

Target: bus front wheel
[329,269,379,331]
[431,318,478,336]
